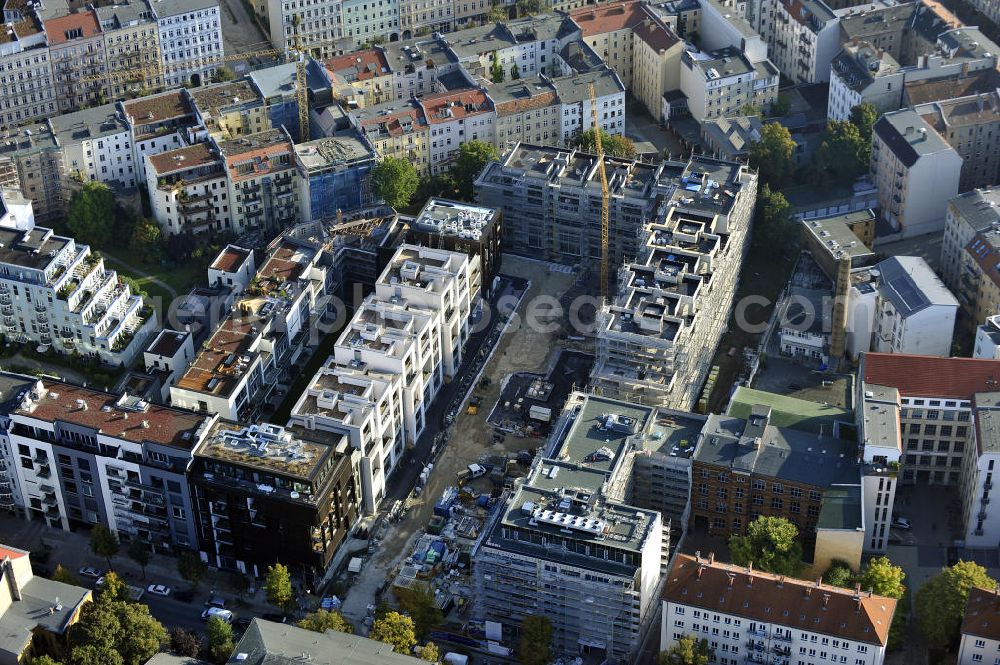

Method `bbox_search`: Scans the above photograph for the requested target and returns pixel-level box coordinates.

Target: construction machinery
[588,82,610,302]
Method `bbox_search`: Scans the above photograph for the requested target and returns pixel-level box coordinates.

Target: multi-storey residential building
[248,63,311,142]
[475,143,664,265]
[446,14,581,80]
[0,188,156,365]
[407,198,502,281]
[150,0,223,87]
[551,66,627,144]
[967,0,1000,24]
[96,0,161,100]
[120,89,196,183]
[0,0,57,126]
[957,227,1000,338]
[488,75,561,149]
[755,0,840,84]
[941,187,1000,306]
[0,121,65,223]
[397,0,445,38]
[800,210,876,281]
[828,41,904,121]
[0,372,43,517]
[974,314,1000,359]
[958,587,1000,665]
[190,420,361,578]
[474,396,664,664]
[419,88,494,174]
[7,378,210,548]
[645,0,702,39]
[0,543,91,664]
[290,244,480,512]
[959,392,1000,548]
[218,128,301,235]
[341,0,399,48]
[355,99,430,174]
[45,10,109,113]
[679,46,778,121]
[171,238,333,421]
[846,256,958,359]
[143,328,197,401]
[382,37,460,101]
[688,406,861,559]
[325,49,394,108]
[450,0,491,29]
[662,554,896,665]
[146,142,230,237]
[188,78,269,139]
[294,135,376,221]
[916,92,1000,192]
[837,1,914,62]
[48,104,137,190]
[870,109,962,237]
[591,156,758,411]
[631,14,686,119]
[266,0,343,57]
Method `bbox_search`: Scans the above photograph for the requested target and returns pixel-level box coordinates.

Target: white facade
[342,0,399,46]
[0,17,57,127]
[679,48,777,122]
[553,68,627,144]
[49,105,137,190]
[975,316,1000,359]
[754,0,839,83]
[150,0,224,87]
[267,0,344,57]
[290,244,481,513]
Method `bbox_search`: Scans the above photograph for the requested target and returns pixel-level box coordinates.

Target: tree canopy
[68,182,116,249]
[206,615,235,664]
[395,586,443,640]
[169,627,202,657]
[728,516,804,576]
[859,556,905,599]
[89,524,119,570]
[747,123,796,186]
[297,609,353,634]
[372,157,419,210]
[265,563,294,611]
[369,611,418,654]
[127,539,152,579]
[816,120,867,184]
[754,183,796,250]
[450,140,499,201]
[177,551,207,587]
[419,641,441,663]
[660,635,712,665]
[822,560,855,589]
[571,128,638,159]
[52,564,81,586]
[849,102,879,144]
[490,51,505,83]
[517,615,552,665]
[99,571,128,603]
[916,561,995,651]
[69,592,167,665]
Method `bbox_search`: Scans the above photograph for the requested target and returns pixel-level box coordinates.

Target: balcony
[0,293,11,305]
[773,633,792,643]
[986,481,993,490]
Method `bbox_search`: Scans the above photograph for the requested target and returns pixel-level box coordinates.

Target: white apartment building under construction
[591,155,758,411]
[290,244,481,512]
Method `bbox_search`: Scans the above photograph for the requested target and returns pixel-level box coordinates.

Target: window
[171,506,185,519]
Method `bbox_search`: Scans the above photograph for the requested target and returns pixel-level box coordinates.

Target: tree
[371,157,419,210]
[510,63,520,79]
[206,615,235,664]
[127,539,152,580]
[177,551,207,588]
[99,571,128,603]
[370,611,418,654]
[822,560,855,588]
[571,128,638,160]
[849,102,879,143]
[69,645,124,665]
[859,556,905,599]
[728,516,804,576]
[52,564,81,586]
[419,642,440,663]
[31,657,62,665]
[449,140,499,201]
[129,220,163,264]
[415,173,457,203]
[816,120,867,184]
[916,561,996,651]
[490,51,505,83]
[265,563,294,611]
[297,609,353,634]
[212,65,236,83]
[660,635,712,665]
[119,275,149,300]
[755,184,796,250]
[89,524,119,571]
[747,122,796,186]
[395,586,443,640]
[769,94,792,117]
[115,602,168,665]
[487,4,508,22]
[69,597,166,665]
[68,182,116,249]
[169,627,202,658]
[515,0,542,14]
[517,615,552,665]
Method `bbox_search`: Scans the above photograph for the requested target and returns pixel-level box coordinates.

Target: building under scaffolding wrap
[473,395,664,664]
[590,155,758,411]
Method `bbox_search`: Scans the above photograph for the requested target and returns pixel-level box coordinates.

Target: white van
[201,607,234,624]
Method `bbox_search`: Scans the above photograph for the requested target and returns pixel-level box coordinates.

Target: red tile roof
[15,381,208,449]
[147,143,218,176]
[570,0,644,36]
[664,554,896,646]
[963,587,1000,642]
[44,10,101,46]
[862,352,1000,398]
[634,16,680,52]
[326,49,391,82]
[211,245,252,273]
[0,545,28,560]
[419,88,492,124]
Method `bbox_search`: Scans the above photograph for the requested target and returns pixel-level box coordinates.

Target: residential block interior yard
[1,0,1000,662]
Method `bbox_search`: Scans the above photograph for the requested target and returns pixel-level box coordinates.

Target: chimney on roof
[747,561,753,575]
[778,576,785,588]
[708,552,715,564]
[854,583,862,597]
[695,550,701,562]
[806,587,812,598]
[823,593,830,608]
[727,573,735,588]
[697,565,705,580]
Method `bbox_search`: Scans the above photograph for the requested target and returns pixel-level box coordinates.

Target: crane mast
[588,83,610,302]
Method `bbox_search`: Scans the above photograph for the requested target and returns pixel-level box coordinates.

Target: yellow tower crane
[588,82,610,302]
[291,18,311,143]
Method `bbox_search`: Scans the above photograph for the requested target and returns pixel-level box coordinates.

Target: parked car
[95,576,106,587]
[79,567,102,579]
[891,516,912,530]
[201,607,234,623]
[205,594,226,609]
[146,584,171,597]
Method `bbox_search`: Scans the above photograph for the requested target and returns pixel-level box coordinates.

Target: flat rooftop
[189,79,261,114]
[197,421,341,481]
[210,245,252,273]
[640,408,705,458]
[47,103,127,143]
[0,225,69,272]
[802,210,875,258]
[15,381,208,449]
[411,198,497,240]
[147,329,191,357]
[122,90,193,133]
[147,143,219,176]
[553,395,653,474]
[817,484,863,530]
[294,135,374,171]
[729,387,852,435]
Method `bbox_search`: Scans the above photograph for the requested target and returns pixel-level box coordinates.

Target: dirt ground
[340,255,583,626]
